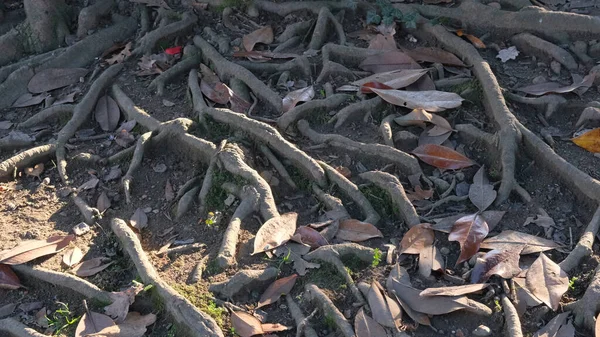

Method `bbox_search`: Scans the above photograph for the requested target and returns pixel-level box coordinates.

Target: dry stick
[198,140,227,215]
[308,7,346,50]
[559,206,600,273]
[359,171,420,227]
[259,145,297,189]
[319,161,380,225]
[216,183,259,268]
[0,144,56,181]
[304,283,355,337]
[190,254,210,284]
[254,0,356,16]
[299,119,422,177]
[0,318,49,337]
[277,94,351,131]
[133,12,197,55]
[72,192,100,224]
[18,104,75,129]
[149,45,201,96]
[193,35,282,112]
[380,113,398,147]
[56,64,123,183]
[208,267,279,299]
[501,295,523,337]
[110,218,224,337]
[123,131,152,204]
[331,97,385,129]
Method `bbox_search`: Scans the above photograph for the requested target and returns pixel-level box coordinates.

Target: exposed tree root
[253,0,356,16]
[123,132,153,204]
[380,113,397,147]
[304,283,355,337]
[285,294,319,337]
[276,21,313,43]
[110,218,224,337]
[511,33,578,70]
[198,141,226,215]
[259,145,297,189]
[17,101,73,128]
[133,12,197,55]
[330,97,384,129]
[359,171,420,227]
[193,35,282,112]
[504,92,566,119]
[308,7,346,51]
[311,184,350,223]
[0,318,48,337]
[501,295,523,337]
[559,206,600,273]
[565,265,600,331]
[299,119,422,176]
[208,267,278,299]
[166,243,205,257]
[72,192,101,224]
[149,45,201,96]
[77,0,115,38]
[277,94,351,131]
[203,27,230,55]
[56,64,123,183]
[190,254,210,284]
[216,183,259,268]
[0,144,56,181]
[318,161,380,225]
[235,56,311,79]
[176,186,201,220]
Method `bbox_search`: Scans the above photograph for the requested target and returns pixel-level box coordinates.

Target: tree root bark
[77,0,115,38]
[565,265,600,331]
[18,104,75,129]
[304,283,355,337]
[359,171,420,227]
[308,7,345,51]
[330,97,384,129]
[504,92,566,119]
[253,0,356,16]
[285,294,319,337]
[208,267,278,299]
[0,144,56,181]
[235,56,311,79]
[277,94,351,131]
[123,132,153,204]
[149,45,201,96]
[259,145,297,189]
[134,12,197,55]
[559,206,600,273]
[197,141,226,215]
[72,192,101,224]
[216,184,259,268]
[380,113,397,147]
[110,218,224,337]
[312,184,351,222]
[501,295,523,337]
[0,318,48,337]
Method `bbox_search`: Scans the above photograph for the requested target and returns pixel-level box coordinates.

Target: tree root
[308,7,345,51]
[0,318,48,337]
[565,265,600,331]
[176,186,201,220]
[559,206,600,273]
[318,161,380,225]
[330,97,384,129]
[166,243,205,257]
[511,33,578,71]
[133,12,197,55]
[259,145,297,189]
[77,0,115,38]
[304,283,355,337]
[235,56,311,79]
[277,94,351,131]
[208,267,278,299]
[56,64,123,183]
[317,43,383,84]
[197,141,226,215]
[149,45,201,96]
[501,295,523,337]
[253,0,356,16]
[216,183,259,268]
[123,132,153,204]
[110,218,224,337]
[380,113,397,147]
[72,192,101,224]
[312,184,350,221]
[285,294,319,337]
[276,21,313,43]
[203,27,230,55]
[359,171,420,227]
[193,35,282,112]
[190,255,210,284]
[504,92,566,119]
[0,144,56,181]
[18,104,75,129]
[299,119,422,177]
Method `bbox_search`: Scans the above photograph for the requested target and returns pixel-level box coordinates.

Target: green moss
[449,79,483,105]
[341,254,370,274]
[287,166,311,191]
[206,170,247,211]
[300,262,346,291]
[360,185,396,218]
[203,116,233,141]
[172,284,227,327]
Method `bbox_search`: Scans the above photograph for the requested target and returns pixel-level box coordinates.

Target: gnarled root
[0,318,49,337]
[77,0,115,38]
[110,218,224,337]
[308,7,346,50]
[559,206,600,273]
[502,295,523,337]
[259,145,297,189]
[149,45,201,96]
[72,192,101,224]
[18,104,75,129]
[134,12,197,55]
[208,267,279,299]
[565,265,600,331]
[312,184,350,222]
[123,131,153,204]
[331,97,384,129]
[504,92,567,119]
[235,56,311,79]
[0,144,56,181]
[277,94,351,131]
[304,283,355,337]
[286,294,319,337]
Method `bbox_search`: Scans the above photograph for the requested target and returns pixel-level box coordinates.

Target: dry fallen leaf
[421,284,489,297]
[370,88,464,112]
[449,213,489,266]
[274,243,320,276]
[517,73,595,96]
[257,274,298,309]
[0,234,75,265]
[95,95,121,132]
[369,33,397,50]
[0,264,22,290]
[12,93,49,108]
[480,230,561,254]
[130,208,148,230]
[282,86,315,112]
[28,68,88,93]
[576,107,600,129]
[572,127,600,153]
[525,253,568,310]
[354,307,388,337]
[470,246,523,283]
[335,219,383,242]
[243,26,273,51]
[412,144,475,170]
[165,179,175,201]
[106,42,133,65]
[367,281,402,329]
[104,283,144,323]
[78,177,100,192]
[405,47,466,67]
[497,46,519,63]
[359,51,420,73]
[468,166,496,211]
[72,257,113,277]
[294,226,328,249]
[253,212,298,255]
[395,108,453,133]
[97,192,111,213]
[0,303,17,318]
[231,311,264,337]
[75,311,116,337]
[456,30,486,49]
[399,223,434,254]
[62,247,84,268]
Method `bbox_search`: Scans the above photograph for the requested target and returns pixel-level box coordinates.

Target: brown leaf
[104,283,143,323]
[231,311,264,337]
[517,73,595,96]
[395,108,453,132]
[25,163,44,178]
[106,42,132,65]
[336,219,383,242]
[62,247,84,267]
[359,51,420,73]
[360,81,394,94]
[97,192,111,213]
[0,234,74,265]
[406,186,434,202]
[294,226,328,248]
[418,244,443,278]
[243,26,273,51]
[335,166,352,178]
[576,107,600,129]
[525,253,568,310]
[28,68,88,93]
[354,307,388,337]
[261,323,291,333]
[399,223,434,254]
[420,284,489,297]
[75,311,116,337]
[449,213,489,265]
[350,69,429,91]
[464,34,486,49]
[405,47,466,67]
[367,281,402,329]
[118,120,136,133]
[0,303,17,318]
[412,144,475,170]
[72,257,113,277]
[480,230,560,254]
[12,93,49,108]
[572,127,600,153]
[370,88,464,112]
[532,312,570,337]
[84,323,147,337]
[0,264,22,289]
[469,166,496,211]
[95,95,121,132]
[165,180,174,201]
[78,177,99,191]
[253,212,298,255]
[369,34,397,50]
[130,208,148,230]
[257,274,298,309]
[431,211,505,233]
[123,312,157,327]
[596,313,600,337]
[274,243,320,276]
[282,86,315,112]
[201,80,231,105]
[115,129,135,148]
[470,246,523,283]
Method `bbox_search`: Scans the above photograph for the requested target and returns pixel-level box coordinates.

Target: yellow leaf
[572,128,600,153]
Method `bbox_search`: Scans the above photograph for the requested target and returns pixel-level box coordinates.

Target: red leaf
[257,274,298,308]
[0,235,75,265]
[0,264,22,290]
[412,144,475,170]
[360,81,394,94]
[449,214,489,266]
[165,46,182,55]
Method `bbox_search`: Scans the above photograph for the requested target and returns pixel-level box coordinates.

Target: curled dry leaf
[405,47,466,67]
[104,283,144,323]
[72,257,113,277]
[370,88,463,112]
[282,86,315,112]
[395,108,453,133]
[95,95,121,132]
[480,230,560,254]
[418,244,443,278]
[354,307,388,337]
[97,192,111,213]
[257,274,298,308]
[130,208,148,230]
[335,219,383,242]
[572,128,600,153]
[106,41,133,65]
[0,264,22,289]
[367,282,402,329]
[231,311,264,337]
[0,234,74,265]
[62,247,84,268]
[449,213,489,266]
[468,166,496,211]
[12,93,49,108]
[243,26,274,51]
[406,186,434,202]
[525,253,568,310]
[470,246,523,283]
[75,311,116,337]
[25,163,44,178]
[517,73,595,96]
[28,68,88,93]
[456,30,486,49]
[294,226,328,249]
[412,144,475,170]
[399,223,434,254]
[253,212,298,255]
[420,284,489,297]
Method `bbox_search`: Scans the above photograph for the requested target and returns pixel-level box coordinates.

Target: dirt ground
[2,0,600,337]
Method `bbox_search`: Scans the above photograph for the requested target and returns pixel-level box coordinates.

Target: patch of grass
[204,258,223,276]
[46,302,80,335]
[173,284,227,327]
[450,79,484,105]
[371,248,382,267]
[323,314,337,330]
[568,276,579,291]
[360,184,396,218]
[341,254,370,273]
[206,170,247,211]
[301,262,346,291]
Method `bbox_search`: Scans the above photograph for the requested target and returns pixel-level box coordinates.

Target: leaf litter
[335,219,383,242]
[253,212,298,255]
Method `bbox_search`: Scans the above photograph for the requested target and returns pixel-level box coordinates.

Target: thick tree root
[56,64,123,183]
[72,192,100,224]
[276,21,313,43]
[317,44,382,84]
[149,45,201,96]
[134,12,197,55]
[203,27,230,55]
[304,283,355,337]
[312,184,350,222]
[110,218,224,337]
[123,132,153,204]
[198,141,226,215]
[190,254,210,284]
[330,97,385,129]
[259,145,297,189]
[176,186,201,220]
[193,35,282,112]
[0,318,48,337]
[504,93,566,119]
[285,294,319,337]
[565,265,600,331]
[0,144,56,181]
[359,171,420,227]
[77,0,115,38]
[319,161,380,225]
[511,33,578,71]
[235,56,311,79]
[308,7,346,51]
[502,295,523,337]
[216,183,259,268]
[253,0,356,16]
[559,206,600,273]
[277,94,351,131]
[18,104,75,129]
[208,267,278,299]
[380,114,397,147]
[299,119,422,177]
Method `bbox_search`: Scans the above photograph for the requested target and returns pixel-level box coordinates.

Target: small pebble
[153,163,167,173]
[224,194,236,207]
[42,177,50,185]
[473,325,492,336]
[440,247,450,255]
[72,222,91,236]
[152,209,159,214]
[143,207,152,213]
